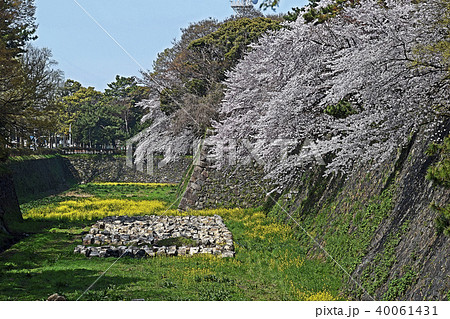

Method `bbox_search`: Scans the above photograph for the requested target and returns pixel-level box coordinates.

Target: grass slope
[0,183,342,301]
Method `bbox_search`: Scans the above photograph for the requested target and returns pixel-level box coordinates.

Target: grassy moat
[0,183,343,301]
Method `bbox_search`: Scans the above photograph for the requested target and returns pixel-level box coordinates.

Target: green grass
[7,154,57,162]
[268,177,397,300]
[77,183,178,203]
[0,183,343,301]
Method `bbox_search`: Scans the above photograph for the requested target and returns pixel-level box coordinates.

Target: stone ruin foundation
[73,215,235,258]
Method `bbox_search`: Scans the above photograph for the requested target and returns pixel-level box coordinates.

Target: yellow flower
[305,291,338,301]
[289,281,338,301]
[24,198,167,221]
[90,182,177,187]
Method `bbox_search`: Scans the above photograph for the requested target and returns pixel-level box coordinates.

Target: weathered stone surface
[67,155,191,184]
[178,120,449,300]
[0,172,23,251]
[220,251,235,258]
[189,247,199,255]
[178,142,273,211]
[74,215,235,258]
[47,293,66,301]
[8,157,78,203]
[167,245,177,256]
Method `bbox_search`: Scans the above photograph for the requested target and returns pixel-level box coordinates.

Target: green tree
[61,79,82,97]
[19,45,64,148]
[259,0,282,10]
[413,0,449,117]
[141,16,282,136]
[141,19,220,116]
[61,77,149,148]
[0,1,64,157]
[0,0,36,52]
[62,86,103,147]
[104,75,150,138]
[0,0,37,159]
[1,44,63,153]
[74,99,123,148]
[168,17,282,134]
[57,80,85,145]
[189,17,283,82]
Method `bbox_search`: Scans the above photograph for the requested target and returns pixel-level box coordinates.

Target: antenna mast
[230,0,258,17]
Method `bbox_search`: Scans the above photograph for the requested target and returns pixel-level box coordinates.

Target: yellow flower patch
[24,198,167,221]
[305,291,338,301]
[289,281,338,301]
[246,223,293,241]
[90,182,178,187]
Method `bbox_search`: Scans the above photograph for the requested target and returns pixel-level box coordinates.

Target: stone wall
[179,144,272,210]
[349,127,449,300]
[0,172,23,250]
[179,122,449,300]
[0,154,191,251]
[9,157,78,203]
[269,127,450,300]
[1,157,77,250]
[66,155,191,184]
[6,155,191,205]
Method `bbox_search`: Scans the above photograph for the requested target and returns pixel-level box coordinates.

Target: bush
[432,203,450,236]
[324,100,357,119]
[426,134,450,188]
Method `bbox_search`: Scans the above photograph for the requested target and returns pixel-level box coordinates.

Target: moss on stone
[154,237,198,247]
[426,134,450,188]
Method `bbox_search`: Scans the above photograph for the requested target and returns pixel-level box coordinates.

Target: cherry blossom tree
[211,0,449,181]
[132,97,194,167]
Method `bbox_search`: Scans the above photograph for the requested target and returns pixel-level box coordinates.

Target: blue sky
[34,0,306,91]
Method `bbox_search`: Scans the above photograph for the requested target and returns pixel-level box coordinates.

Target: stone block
[189,247,199,255]
[221,251,234,258]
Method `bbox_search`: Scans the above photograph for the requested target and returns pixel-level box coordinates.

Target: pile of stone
[74,215,235,258]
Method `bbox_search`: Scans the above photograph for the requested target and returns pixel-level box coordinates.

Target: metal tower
[230,0,257,17]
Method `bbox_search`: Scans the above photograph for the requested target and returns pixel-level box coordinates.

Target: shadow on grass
[0,267,141,301]
[17,185,76,205]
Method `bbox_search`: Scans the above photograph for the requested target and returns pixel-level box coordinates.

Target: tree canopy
[59,76,150,149]
[134,15,284,162]
[0,0,65,160]
[1,0,37,159]
[139,16,283,140]
[210,0,449,183]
